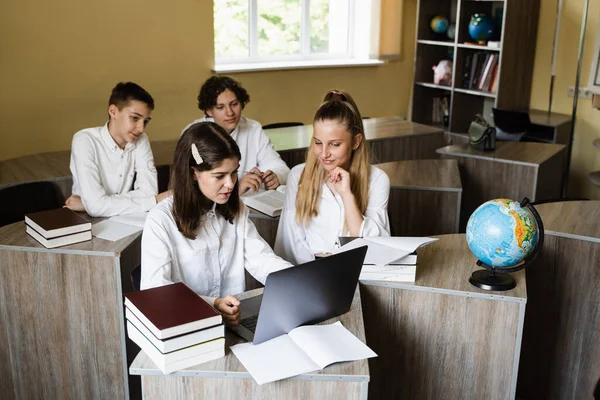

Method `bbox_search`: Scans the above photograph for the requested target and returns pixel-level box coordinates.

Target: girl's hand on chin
[329,167,352,197]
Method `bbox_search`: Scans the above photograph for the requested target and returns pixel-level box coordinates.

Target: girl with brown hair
[141,122,291,326]
[274,90,390,265]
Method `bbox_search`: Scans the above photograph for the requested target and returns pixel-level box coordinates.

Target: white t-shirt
[141,196,292,303]
[181,116,290,185]
[274,164,391,265]
[69,122,157,217]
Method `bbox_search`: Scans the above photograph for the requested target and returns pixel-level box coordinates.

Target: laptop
[232,245,367,344]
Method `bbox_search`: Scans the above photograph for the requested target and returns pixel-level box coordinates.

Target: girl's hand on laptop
[214,295,241,327]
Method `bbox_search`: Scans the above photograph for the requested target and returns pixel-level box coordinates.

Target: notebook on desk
[232,246,367,344]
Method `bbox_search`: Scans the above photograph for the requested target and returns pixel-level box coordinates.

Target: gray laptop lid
[252,245,367,344]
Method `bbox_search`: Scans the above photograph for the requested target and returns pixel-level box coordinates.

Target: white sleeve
[255,128,290,185]
[240,205,292,284]
[70,133,157,217]
[131,134,159,197]
[140,211,174,290]
[274,169,315,265]
[358,168,391,237]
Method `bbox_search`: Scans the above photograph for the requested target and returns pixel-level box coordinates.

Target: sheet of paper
[333,238,410,265]
[363,236,438,252]
[288,322,377,370]
[92,220,142,241]
[108,212,149,228]
[359,265,417,282]
[231,335,317,385]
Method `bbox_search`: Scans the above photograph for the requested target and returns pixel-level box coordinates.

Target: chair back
[492,108,531,141]
[262,122,303,130]
[157,164,171,193]
[0,181,61,227]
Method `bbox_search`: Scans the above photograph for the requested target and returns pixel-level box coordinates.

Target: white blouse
[274,164,391,265]
[69,122,158,217]
[141,196,292,303]
[182,116,290,185]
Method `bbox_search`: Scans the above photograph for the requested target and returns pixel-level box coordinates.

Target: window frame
[214,0,382,71]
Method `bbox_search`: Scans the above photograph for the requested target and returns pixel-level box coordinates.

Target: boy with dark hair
[66,82,169,217]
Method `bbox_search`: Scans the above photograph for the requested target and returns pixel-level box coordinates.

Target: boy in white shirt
[182,76,290,195]
[66,82,170,217]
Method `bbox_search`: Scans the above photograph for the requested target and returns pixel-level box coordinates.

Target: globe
[468,14,495,42]
[447,24,456,40]
[430,16,449,34]
[466,198,539,268]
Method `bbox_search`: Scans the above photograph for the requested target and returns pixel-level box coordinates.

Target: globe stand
[468,197,545,291]
[469,265,516,291]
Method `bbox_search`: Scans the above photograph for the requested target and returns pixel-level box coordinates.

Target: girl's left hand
[329,167,352,197]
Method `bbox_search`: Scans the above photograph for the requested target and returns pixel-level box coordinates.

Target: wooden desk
[517,201,600,400]
[437,142,566,231]
[0,221,141,399]
[130,287,370,399]
[527,109,571,145]
[0,118,443,187]
[360,234,527,400]
[376,159,462,236]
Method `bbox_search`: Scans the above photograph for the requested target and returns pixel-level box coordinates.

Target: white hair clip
[191,143,203,165]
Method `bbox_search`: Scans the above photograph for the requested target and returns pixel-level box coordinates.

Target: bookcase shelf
[411,0,540,134]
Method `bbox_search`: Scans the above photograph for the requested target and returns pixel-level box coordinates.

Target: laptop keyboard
[240,315,259,333]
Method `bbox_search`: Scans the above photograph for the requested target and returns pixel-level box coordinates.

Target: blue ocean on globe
[468,14,495,41]
[430,16,449,34]
[466,199,539,268]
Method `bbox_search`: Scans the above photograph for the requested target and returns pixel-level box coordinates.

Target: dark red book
[25,207,91,238]
[124,282,222,340]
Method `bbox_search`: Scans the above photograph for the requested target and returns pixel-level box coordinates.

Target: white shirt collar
[101,121,136,152]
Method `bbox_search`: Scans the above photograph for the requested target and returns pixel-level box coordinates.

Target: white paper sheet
[334,236,438,266]
[92,220,142,241]
[108,212,149,228]
[231,322,376,385]
[231,335,317,385]
[359,264,417,282]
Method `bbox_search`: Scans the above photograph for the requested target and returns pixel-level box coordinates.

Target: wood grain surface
[0,249,127,399]
[360,234,526,400]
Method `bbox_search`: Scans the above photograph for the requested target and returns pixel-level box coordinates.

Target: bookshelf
[411,0,541,135]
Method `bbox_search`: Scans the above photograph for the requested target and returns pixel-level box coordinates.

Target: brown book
[26,226,92,249]
[124,282,222,340]
[25,208,91,239]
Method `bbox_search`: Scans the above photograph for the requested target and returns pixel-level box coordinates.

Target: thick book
[241,189,285,217]
[123,282,222,340]
[127,321,225,374]
[26,225,92,248]
[126,308,224,353]
[25,208,91,239]
[231,321,377,385]
[360,264,417,283]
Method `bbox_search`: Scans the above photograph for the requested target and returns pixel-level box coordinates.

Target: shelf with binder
[413,85,451,130]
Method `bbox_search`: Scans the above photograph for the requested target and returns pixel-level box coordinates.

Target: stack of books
[462,52,499,93]
[124,282,225,374]
[25,208,92,248]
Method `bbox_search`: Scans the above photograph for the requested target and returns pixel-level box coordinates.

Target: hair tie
[191,143,203,165]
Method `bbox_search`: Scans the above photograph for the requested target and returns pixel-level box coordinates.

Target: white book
[127,321,225,374]
[334,236,437,266]
[359,264,417,283]
[231,321,377,385]
[26,226,92,248]
[126,308,224,353]
[241,189,285,217]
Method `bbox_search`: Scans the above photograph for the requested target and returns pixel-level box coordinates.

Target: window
[214,0,383,72]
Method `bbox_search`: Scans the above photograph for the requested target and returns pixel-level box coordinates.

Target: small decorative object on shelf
[430,16,449,34]
[468,14,495,44]
[447,24,456,40]
[466,198,544,291]
[432,60,453,86]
